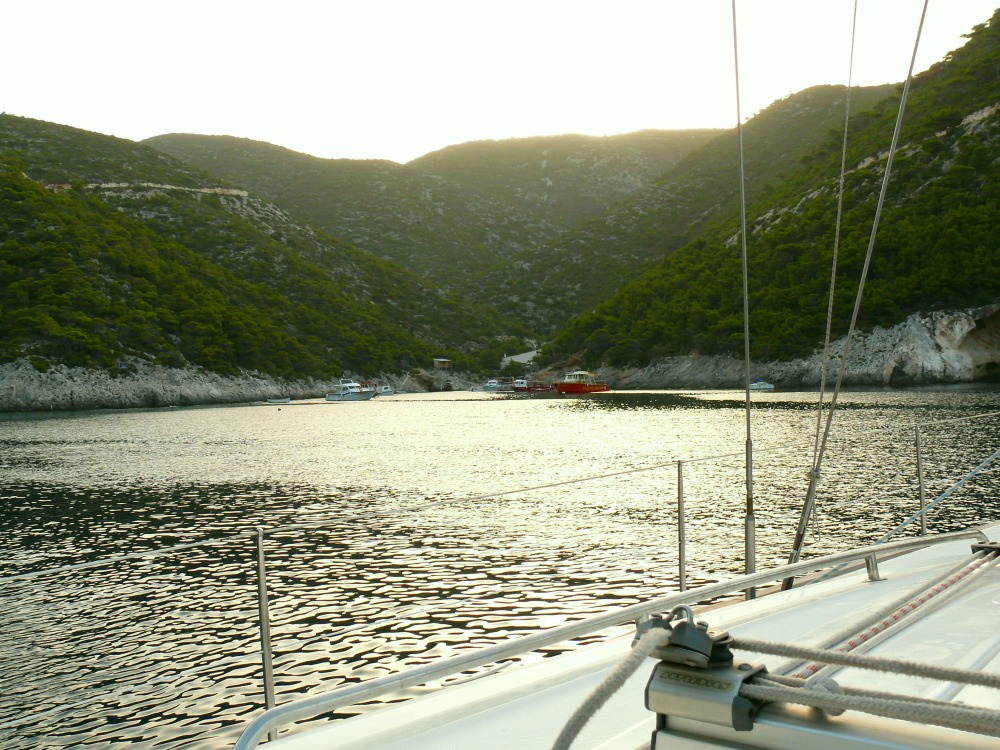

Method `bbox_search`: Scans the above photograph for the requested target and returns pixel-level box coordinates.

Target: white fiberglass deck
[260,522,1000,750]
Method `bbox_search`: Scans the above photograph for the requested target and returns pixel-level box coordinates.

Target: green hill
[467,84,897,331]
[543,10,1000,367]
[144,86,899,336]
[2,9,996,388]
[0,119,530,378]
[143,130,719,288]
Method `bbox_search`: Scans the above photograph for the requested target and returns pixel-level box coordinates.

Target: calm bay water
[2,387,1000,749]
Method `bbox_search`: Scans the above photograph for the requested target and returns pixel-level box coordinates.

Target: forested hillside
[543,11,1000,368]
[144,130,718,288]
[2,9,996,388]
[145,87,898,335]
[0,120,531,377]
[467,84,897,331]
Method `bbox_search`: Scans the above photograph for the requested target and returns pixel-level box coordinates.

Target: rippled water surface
[2,387,1000,749]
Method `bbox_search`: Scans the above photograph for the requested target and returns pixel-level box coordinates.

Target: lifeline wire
[811,444,1000,583]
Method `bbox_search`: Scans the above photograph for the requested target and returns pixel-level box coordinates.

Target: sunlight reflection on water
[1,387,1000,748]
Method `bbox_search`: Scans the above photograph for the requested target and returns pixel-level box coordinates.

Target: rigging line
[731,0,755,581]
[784,0,929,583]
[876,444,1000,544]
[738,617,1000,689]
[812,0,858,470]
[796,552,999,682]
[739,682,1000,736]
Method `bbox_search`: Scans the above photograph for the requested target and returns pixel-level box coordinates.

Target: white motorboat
[749,378,775,391]
[483,378,515,392]
[324,379,376,402]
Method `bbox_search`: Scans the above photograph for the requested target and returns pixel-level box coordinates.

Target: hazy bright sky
[3,1,996,164]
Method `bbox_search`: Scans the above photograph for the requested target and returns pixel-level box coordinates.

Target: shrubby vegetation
[144,130,717,292]
[0,151,530,377]
[467,84,899,333]
[543,10,1000,366]
[1,10,997,382]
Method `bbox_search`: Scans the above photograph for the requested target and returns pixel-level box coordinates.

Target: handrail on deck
[913,410,1000,535]
[917,409,1000,428]
[230,526,991,750]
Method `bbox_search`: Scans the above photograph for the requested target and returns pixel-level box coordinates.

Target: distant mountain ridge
[144,87,896,332]
[466,84,898,330]
[1,8,997,393]
[143,130,719,289]
[0,116,531,378]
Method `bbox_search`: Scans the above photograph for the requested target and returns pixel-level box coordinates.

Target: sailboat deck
[265,523,1000,749]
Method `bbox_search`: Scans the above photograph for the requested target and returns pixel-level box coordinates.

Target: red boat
[512,379,554,393]
[554,370,610,394]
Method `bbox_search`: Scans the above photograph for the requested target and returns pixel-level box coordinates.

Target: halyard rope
[553,620,1000,750]
[734,630,1000,691]
[554,551,998,748]
[740,681,1000,735]
[794,551,999,679]
[550,627,671,750]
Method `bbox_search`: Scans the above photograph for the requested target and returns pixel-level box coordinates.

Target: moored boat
[324,379,376,402]
[265,397,291,404]
[749,377,775,391]
[483,378,515,392]
[555,370,610,394]
[513,378,554,393]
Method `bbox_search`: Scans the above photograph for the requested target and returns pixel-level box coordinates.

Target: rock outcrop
[0,359,485,412]
[608,305,1000,390]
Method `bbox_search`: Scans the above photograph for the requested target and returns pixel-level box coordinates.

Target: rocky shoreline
[0,361,481,413]
[2,307,998,412]
[607,306,1000,390]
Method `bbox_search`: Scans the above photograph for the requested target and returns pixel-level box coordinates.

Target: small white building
[500,350,537,369]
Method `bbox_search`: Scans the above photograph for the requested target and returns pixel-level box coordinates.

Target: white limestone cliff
[768,305,1000,387]
[610,305,1000,390]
